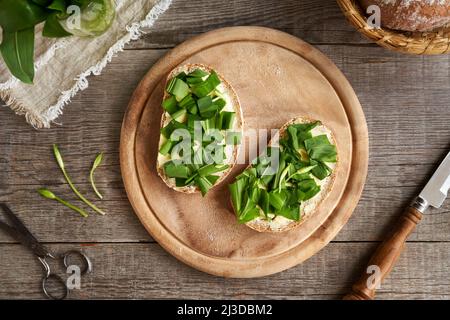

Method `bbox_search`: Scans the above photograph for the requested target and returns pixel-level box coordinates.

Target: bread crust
[157,64,244,194]
[242,117,338,233]
[360,0,450,32]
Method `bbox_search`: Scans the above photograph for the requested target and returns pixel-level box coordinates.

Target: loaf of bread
[360,0,450,32]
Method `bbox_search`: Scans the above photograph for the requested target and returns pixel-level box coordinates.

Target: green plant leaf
[0,28,35,84]
[229,178,247,214]
[277,206,300,221]
[47,0,67,12]
[258,189,270,216]
[53,144,106,215]
[238,199,260,224]
[311,161,331,180]
[195,176,213,197]
[43,12,72,37]
[38,188,89,218]
[0,0,49,32]
[32,0,52,6]
[304,135,337,163]
[90,152,104,200]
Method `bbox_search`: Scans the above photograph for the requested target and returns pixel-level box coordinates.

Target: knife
[344,151,450,300]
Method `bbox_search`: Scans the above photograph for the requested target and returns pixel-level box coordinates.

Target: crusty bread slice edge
[157,63,244,194]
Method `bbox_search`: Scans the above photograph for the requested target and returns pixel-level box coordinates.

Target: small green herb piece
[166,78,190,101]
[190,72,221,97]
[197,164,229,177]
[229,178,247,214]
[220,112,236,130]
[188,69,209,78]
[171,108,188,123]
[159,140,174,156]
[201,118,217,132]
[178,94,196,110]
[238,199,261,223]
[195,176,213,196]
[162,96,178,114]
[305,135,337,163]
[205,175,220,185]
[197,96,220,119]
[38,188,88,218]
[214,98,227,112]
[89,152,104,200]
[160,120,185,139]
[269,190,287,210]
[258,189,270,216]
[164,162,191,179]
[277,206,300,221]
[53,144,106,215]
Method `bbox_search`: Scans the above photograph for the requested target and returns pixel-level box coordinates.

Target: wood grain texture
[0,0,449,299]
[344,206,423,300]
[127,0,370,49]
[1,242,450,300]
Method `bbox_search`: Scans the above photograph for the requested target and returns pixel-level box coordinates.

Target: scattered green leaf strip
[53,144,106,215]
[38,188,88,218]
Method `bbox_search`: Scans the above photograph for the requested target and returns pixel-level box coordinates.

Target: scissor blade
[419,152,450,209]
[0,204,51,258]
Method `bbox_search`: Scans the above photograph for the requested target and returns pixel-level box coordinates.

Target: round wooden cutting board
[120,27,368,278]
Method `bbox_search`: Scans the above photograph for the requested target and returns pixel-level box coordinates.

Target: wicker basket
[336,0,450,55]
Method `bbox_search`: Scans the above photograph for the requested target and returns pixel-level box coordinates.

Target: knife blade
[414,151,450,212]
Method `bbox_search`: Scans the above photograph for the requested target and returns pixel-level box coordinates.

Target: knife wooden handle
[343,206,423,300]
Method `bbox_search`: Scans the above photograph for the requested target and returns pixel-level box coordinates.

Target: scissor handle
[62,250,92,275]
[38,257,67,300]
[38,250,92,300]
[42,274,68,300]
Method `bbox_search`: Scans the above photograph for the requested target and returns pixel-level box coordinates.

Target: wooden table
[0,0,449,300]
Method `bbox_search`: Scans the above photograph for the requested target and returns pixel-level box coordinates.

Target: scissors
[0,203,92,300]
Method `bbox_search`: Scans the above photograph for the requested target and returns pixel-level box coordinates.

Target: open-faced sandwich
[157,64,243,196]
[229,117,338,233]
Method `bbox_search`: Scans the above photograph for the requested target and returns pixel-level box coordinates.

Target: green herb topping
[229,121,337,224]
[159,68,239,196]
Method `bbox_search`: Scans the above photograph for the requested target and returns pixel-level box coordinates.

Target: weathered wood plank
[1,242,449,299]
[1,0,448,300]
[127,0,370,49]
[1,46,450,244]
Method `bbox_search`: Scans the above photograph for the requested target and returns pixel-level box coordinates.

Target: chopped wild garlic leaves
[229,122,337,223]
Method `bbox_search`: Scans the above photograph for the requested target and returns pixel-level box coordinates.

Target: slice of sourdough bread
[245,117,338,233]
[157,64,243,194]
